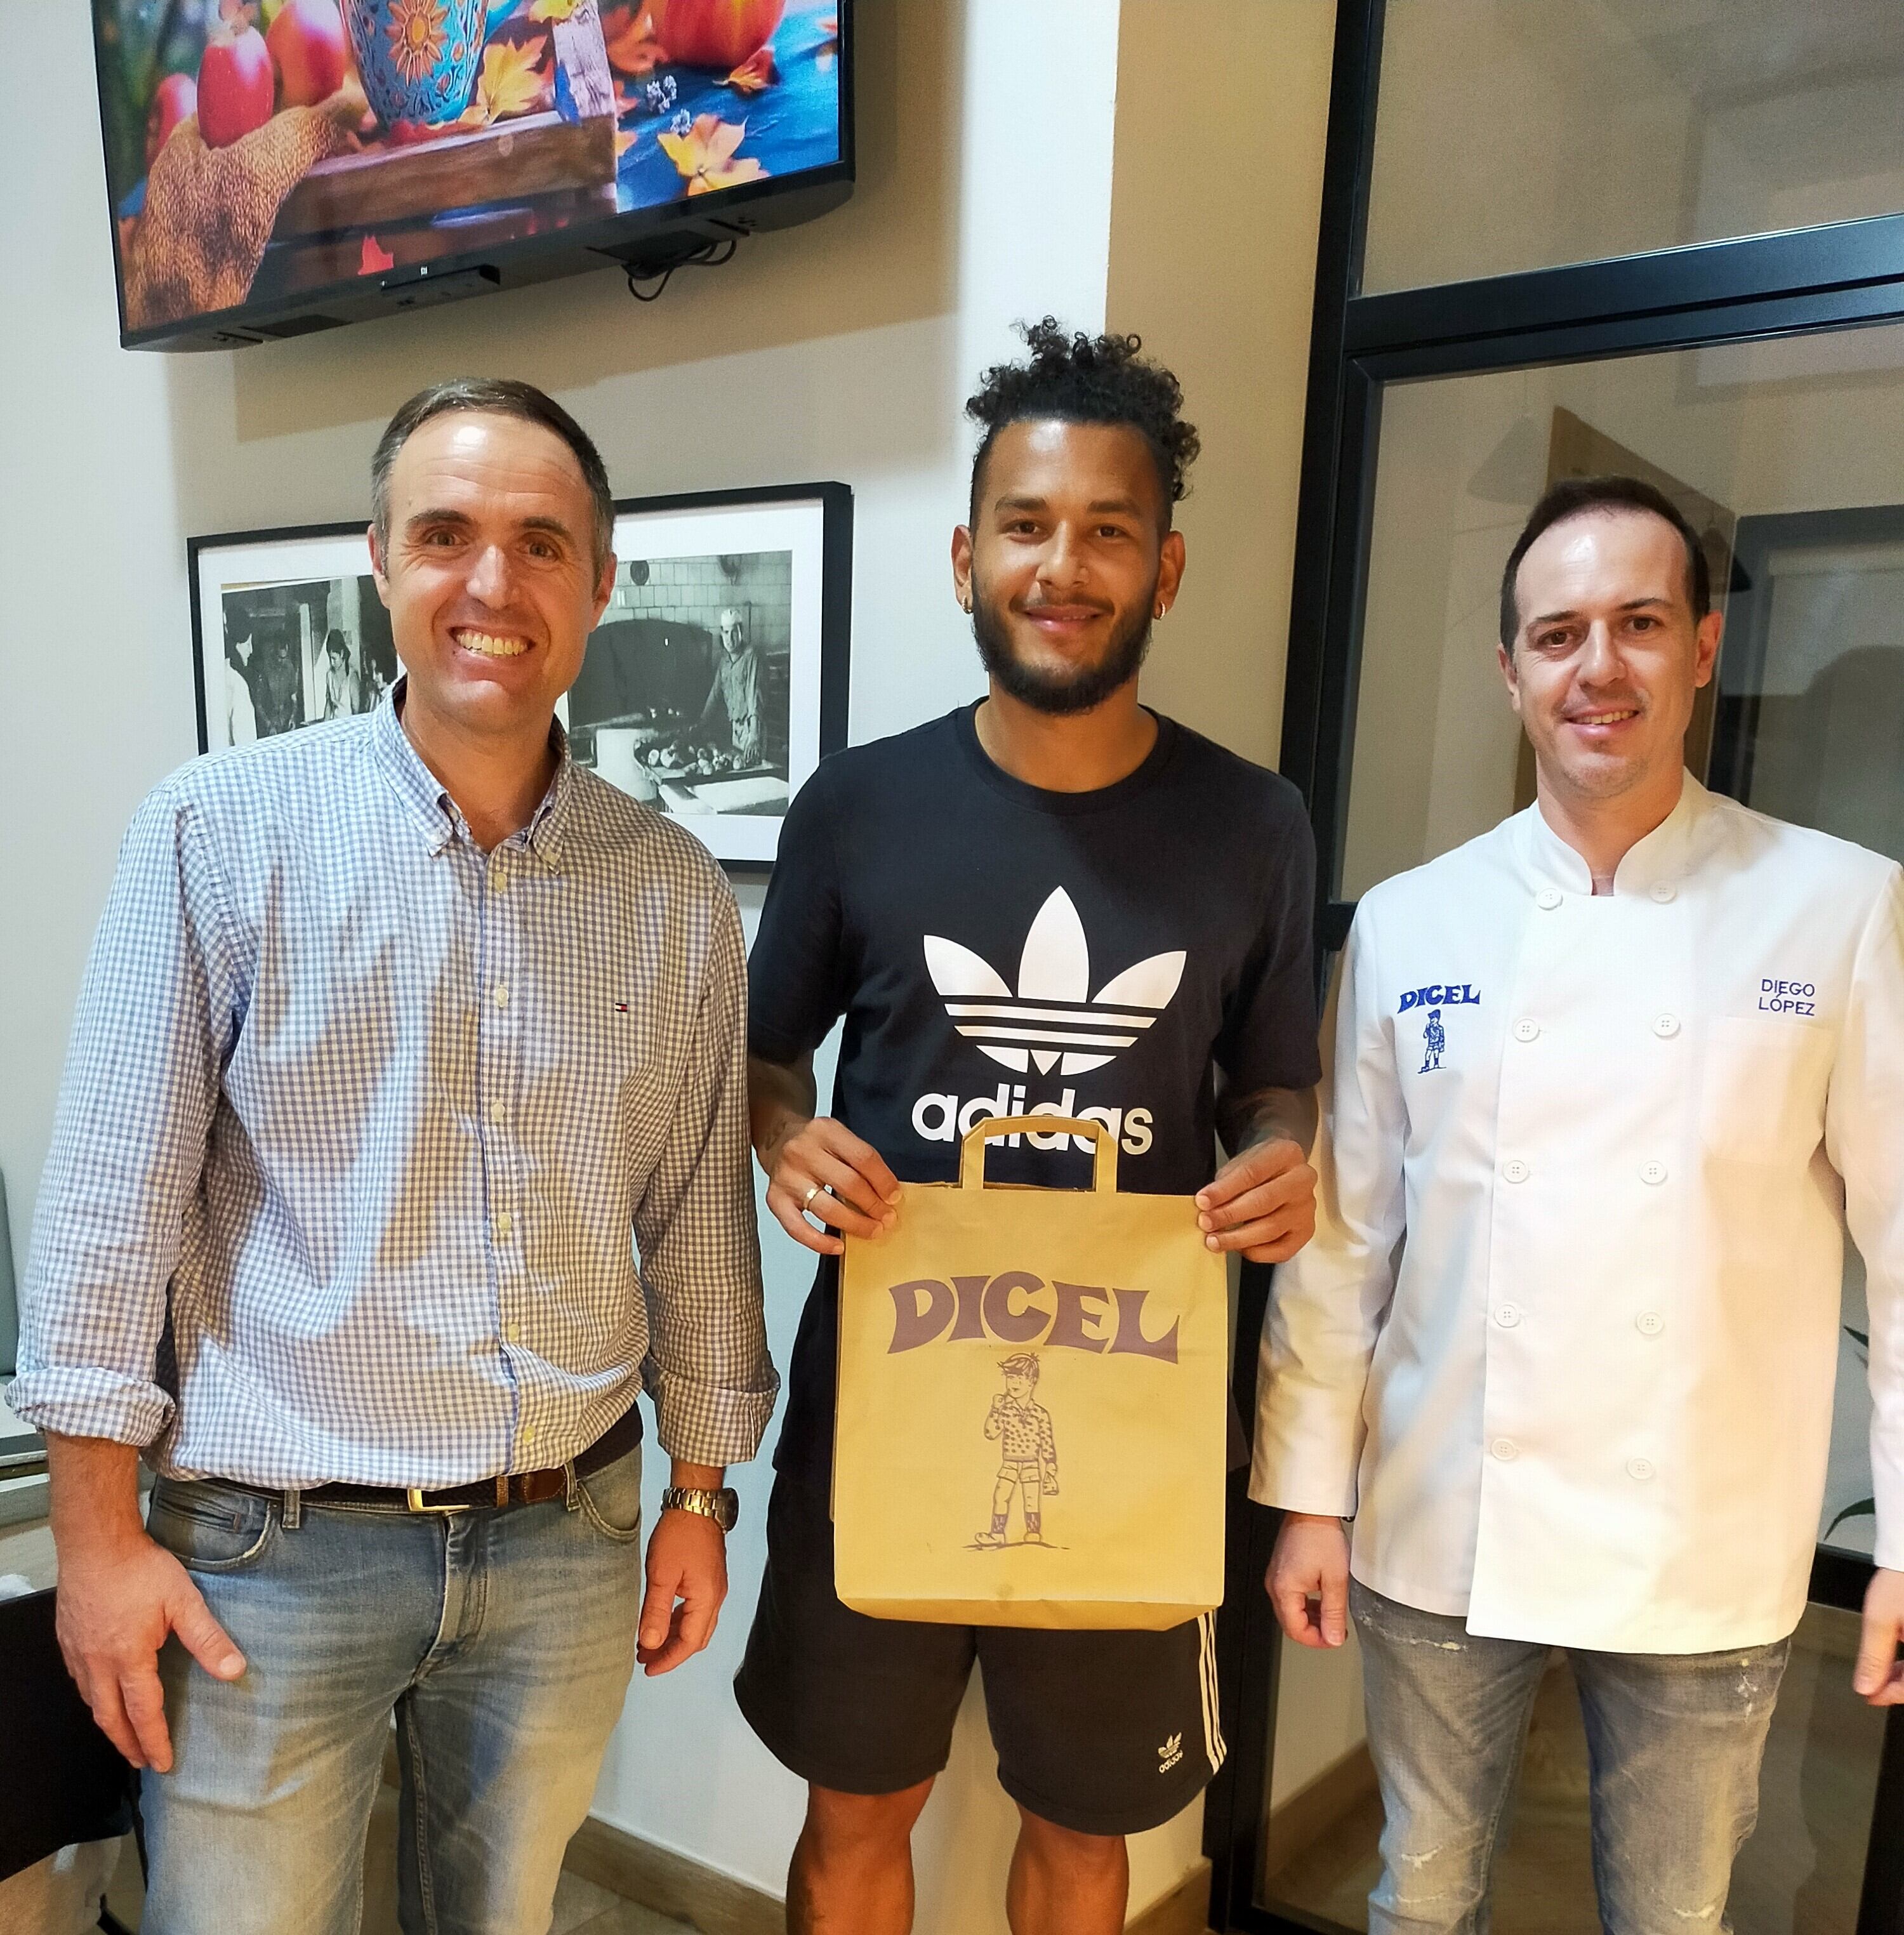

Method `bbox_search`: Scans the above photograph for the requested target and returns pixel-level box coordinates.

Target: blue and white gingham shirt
[10,686,777,1486]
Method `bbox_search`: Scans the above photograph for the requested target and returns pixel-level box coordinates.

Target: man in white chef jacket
[1253,473,1904,1934]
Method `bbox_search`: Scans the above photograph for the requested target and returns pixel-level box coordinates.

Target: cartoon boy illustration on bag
[977,1352,1059,1547]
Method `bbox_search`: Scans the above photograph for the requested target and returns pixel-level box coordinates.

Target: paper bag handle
[957,1116,1120,1195]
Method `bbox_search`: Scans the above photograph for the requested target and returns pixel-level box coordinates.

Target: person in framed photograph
[318,626,359,720]
[735,320,1323,1935]
[12,378,776,1935]
[222,630,258,746]
[249,612,303,738]
[699,604,763,768]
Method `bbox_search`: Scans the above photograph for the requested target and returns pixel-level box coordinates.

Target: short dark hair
[371,378,614,573]
[1499,474,1710,647]
[965,318,1200,526]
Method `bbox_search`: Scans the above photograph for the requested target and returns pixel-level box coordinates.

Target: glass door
[1259,328,1904,1935]
[1209,5,1904,1930]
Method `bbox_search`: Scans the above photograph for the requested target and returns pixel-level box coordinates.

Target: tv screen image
[95,0,851,348]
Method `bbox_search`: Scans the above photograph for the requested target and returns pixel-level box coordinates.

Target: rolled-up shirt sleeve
[1828,866,1904,1573]
[1250,907,1406,1517]
[10,784,240,1447]
[633,884,779,1465]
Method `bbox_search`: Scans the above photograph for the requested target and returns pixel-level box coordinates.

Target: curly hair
[966,318,1200,524]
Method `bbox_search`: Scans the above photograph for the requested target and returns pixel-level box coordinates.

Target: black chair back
[0,1588,139,1884]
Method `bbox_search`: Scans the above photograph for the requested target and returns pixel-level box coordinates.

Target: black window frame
[1203,4,1904,1929]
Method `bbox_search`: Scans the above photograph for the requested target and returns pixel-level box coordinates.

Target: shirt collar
[1512,769,1711,899]
[372,678,576,868]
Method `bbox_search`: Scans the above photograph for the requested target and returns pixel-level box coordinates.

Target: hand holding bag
[833,1116,1229,1629]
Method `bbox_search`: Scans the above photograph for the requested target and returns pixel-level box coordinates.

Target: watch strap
[661,1484,738,1531]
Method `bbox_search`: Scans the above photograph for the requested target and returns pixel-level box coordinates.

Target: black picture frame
[186,479,852,876]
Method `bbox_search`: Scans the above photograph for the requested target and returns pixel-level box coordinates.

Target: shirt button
[521,1424,537,1446]
[1491,1437,1519,1462]
[1536,888,1563,911]
[1627,1456,1656,1481]
[1495,1303,1523,1328]
[1641,1161,1668,1186]
[1636,1311,1665,1336]
[1502,1158,1530,1184]
[1649,882,1676,904]
[493,982,510,1009]
[505,1322,521,1344]
[489,865,509,893]
[1653,1014,1681,1038]
[489,1099,507,1125]
[493,1210,513,1241]
[1512,1018,1540,1043]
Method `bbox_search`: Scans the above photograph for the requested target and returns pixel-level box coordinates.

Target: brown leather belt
[282,1401,644,1515]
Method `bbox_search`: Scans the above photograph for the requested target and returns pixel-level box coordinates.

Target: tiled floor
[100,1785,695,1935]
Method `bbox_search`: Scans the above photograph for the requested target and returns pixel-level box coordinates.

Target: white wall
[0,2,1233,1926]
[1106,0,1334,769]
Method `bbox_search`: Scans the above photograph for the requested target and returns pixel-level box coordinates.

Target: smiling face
[367,409,614,746]
[1003,1370,1035,1402]
[1500,507,1722,809]
[952,418,1186,717]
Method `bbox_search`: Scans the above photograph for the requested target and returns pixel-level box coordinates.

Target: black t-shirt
[751,703,1321,1478]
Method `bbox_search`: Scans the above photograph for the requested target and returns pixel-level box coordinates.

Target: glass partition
[1364,0,1904,292]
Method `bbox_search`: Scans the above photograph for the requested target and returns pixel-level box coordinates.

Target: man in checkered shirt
[10,380,777,1935]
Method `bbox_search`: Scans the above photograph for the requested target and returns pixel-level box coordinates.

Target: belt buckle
[406,1486,472,1515]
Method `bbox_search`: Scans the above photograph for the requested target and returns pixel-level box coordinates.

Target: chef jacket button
[1512,1018,1540,1043]
[1502,1158,1530,1184]
[1491,1437,1520,1462]
[1641,1161,1668,1185]
[1653,1013,1681,1038]
[1649,882,1676,904]
[1627,1456,1656,1481]
[1536,888,1563,911]
[1495,1303,1523,1328]
[1636,1311,1665,1336]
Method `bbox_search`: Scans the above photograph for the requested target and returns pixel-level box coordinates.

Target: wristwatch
[661,1485,739,1532]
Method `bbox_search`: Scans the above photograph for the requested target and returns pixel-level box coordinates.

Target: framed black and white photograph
[187,481,850,869]
[189,524,398,752]
[572,482,852,867]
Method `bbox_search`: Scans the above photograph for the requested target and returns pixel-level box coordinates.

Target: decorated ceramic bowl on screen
[344,0,488,128]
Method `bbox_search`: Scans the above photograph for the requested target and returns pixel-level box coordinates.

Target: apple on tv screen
[95,0,849,343]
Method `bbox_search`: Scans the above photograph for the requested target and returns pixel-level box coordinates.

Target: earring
[1154,602,1167,620]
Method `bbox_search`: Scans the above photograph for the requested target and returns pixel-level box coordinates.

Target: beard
[971,580,1155,717]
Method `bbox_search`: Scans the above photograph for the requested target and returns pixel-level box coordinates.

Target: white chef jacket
[1252,775,1904,1653]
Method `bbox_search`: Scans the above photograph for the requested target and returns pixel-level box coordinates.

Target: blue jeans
[138,1446,646,1935]
[1351,1580,1790,1935]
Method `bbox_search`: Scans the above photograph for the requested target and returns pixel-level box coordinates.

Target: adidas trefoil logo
[1158,1731,1183,1773]
[925,888,1186,1077]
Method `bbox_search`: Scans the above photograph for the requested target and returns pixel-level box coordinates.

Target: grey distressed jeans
[1351,1580,1790,1935]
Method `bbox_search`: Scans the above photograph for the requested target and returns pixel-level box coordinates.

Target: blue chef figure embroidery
[1398,982,1480,1073]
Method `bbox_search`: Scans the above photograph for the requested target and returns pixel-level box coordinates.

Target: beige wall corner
[1106,0,1335,771]
[1128,1854,1215,1935]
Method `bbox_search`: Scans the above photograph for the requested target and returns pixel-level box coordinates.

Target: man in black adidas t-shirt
[737,322,1322,1934]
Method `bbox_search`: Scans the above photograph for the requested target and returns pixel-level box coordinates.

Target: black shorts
[734,1471,1226,1837]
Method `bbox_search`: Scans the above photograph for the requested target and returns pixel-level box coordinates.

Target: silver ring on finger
[803,1182,822,1210]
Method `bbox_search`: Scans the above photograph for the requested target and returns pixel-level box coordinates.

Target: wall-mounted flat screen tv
[94,0,853,350]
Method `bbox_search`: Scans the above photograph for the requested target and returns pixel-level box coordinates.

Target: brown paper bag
[833,1117,1228,1629]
